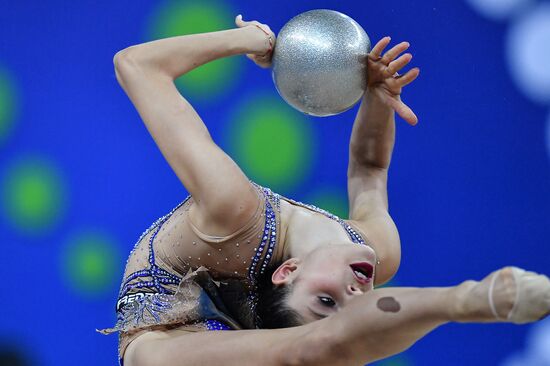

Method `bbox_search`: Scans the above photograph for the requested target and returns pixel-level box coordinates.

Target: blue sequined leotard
[100,183,368,361]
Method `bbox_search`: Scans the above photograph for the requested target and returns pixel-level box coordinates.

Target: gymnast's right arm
[113,25,272,235]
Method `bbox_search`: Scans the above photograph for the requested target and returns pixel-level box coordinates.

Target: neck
[278,199,356,260]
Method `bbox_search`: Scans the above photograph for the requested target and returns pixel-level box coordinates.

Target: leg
[123,326,322,366]
[325,267,550,365]
[123,267,549,366]
[124,288,448,366]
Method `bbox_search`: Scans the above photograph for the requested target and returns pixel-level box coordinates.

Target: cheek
[304,255,346,279]
[302,272,346,294]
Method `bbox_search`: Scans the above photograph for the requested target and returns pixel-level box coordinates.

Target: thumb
[235,14,246,27]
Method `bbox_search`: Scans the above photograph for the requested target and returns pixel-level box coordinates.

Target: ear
[271,258,300,285]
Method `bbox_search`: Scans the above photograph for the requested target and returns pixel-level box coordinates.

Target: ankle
[450,280,479,322]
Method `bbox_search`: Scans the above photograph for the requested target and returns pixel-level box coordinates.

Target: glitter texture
[272,10,371,116]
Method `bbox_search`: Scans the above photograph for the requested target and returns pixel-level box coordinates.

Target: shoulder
[188,182,263,237]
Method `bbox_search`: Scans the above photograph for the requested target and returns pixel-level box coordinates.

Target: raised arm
[347,37,420,284]
[113,23,274,236]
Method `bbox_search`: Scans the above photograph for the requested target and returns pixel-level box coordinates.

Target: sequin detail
[264,185,366,246]
[108,198,193,334]
[100,270,209,336]
[245,185,280,315]
[114,292,175,329]
[245,184,369,320]
[205,319,231,331]
[119,204,186,298]
[106,183,369,338]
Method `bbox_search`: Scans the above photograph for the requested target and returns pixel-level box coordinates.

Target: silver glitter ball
[272,10,371,117]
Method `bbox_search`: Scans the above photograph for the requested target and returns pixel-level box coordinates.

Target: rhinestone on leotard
[205,319,231,331]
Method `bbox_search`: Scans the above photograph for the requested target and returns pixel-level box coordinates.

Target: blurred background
[1,0,549,365]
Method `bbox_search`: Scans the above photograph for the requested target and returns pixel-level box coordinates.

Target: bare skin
[124,267,549,366]
[113,15,550,366]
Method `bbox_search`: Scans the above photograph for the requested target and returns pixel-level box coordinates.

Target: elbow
[380,253,401,285]
[113,45,144,70]
[113,47,142,85]
[113,47,173,87]
[113,49,127,71]
[375,246,401,286]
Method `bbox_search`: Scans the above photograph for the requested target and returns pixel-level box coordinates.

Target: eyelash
[318,296,336,307]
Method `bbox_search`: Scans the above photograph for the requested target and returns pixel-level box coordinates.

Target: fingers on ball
[382,41,410,64]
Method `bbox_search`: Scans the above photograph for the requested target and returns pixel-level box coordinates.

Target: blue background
[1,0,549,365]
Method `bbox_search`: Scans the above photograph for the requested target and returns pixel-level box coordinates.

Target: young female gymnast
[101,15,550,366]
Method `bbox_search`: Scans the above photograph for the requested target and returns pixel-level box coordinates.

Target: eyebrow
[308,307,328,320]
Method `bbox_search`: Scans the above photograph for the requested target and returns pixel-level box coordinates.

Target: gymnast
[100,15,550,366]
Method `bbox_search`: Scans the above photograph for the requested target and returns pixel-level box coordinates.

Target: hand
[367,37,420,125]
[235,15,276,69]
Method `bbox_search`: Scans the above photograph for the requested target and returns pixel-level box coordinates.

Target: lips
[350,262,374,284]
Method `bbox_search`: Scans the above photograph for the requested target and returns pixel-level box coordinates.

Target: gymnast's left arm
[347,37,420,285]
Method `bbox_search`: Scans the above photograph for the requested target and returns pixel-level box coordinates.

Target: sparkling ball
[272,10,371,117]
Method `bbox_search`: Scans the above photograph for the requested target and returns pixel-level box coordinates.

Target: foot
[456,267,550,324]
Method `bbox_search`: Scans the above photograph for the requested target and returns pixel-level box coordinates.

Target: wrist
[364,88,390,106]
[236,26,272,55]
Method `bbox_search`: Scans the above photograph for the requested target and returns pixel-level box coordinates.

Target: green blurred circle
[0,68,18,147]
[1,158,67,235]
[63,232,120,296]
[308,188,349,218]
[147,0,241,100]
[229,95,315,191]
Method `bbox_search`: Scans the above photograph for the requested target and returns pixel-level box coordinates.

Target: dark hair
[255,264,304,329]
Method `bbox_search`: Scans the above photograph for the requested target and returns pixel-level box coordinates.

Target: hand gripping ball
[272,10,371,117]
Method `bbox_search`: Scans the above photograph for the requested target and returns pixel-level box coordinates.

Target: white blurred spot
[501,353,535,366]
[501,317,550,365]
[530,316,550,364]
[506,4,550,104]
[465,0,533,20]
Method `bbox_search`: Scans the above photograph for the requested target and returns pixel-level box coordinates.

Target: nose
[347,284,363,297]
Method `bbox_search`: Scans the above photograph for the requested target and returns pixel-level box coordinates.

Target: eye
[318,296,336,308]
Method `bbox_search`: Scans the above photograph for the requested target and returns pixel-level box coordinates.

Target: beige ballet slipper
[489,267,550,324]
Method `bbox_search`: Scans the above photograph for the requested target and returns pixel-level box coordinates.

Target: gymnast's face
[271,243,376,322]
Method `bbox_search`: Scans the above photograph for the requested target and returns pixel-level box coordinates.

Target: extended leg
[123,267,549,366]
[326,267,550,365]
